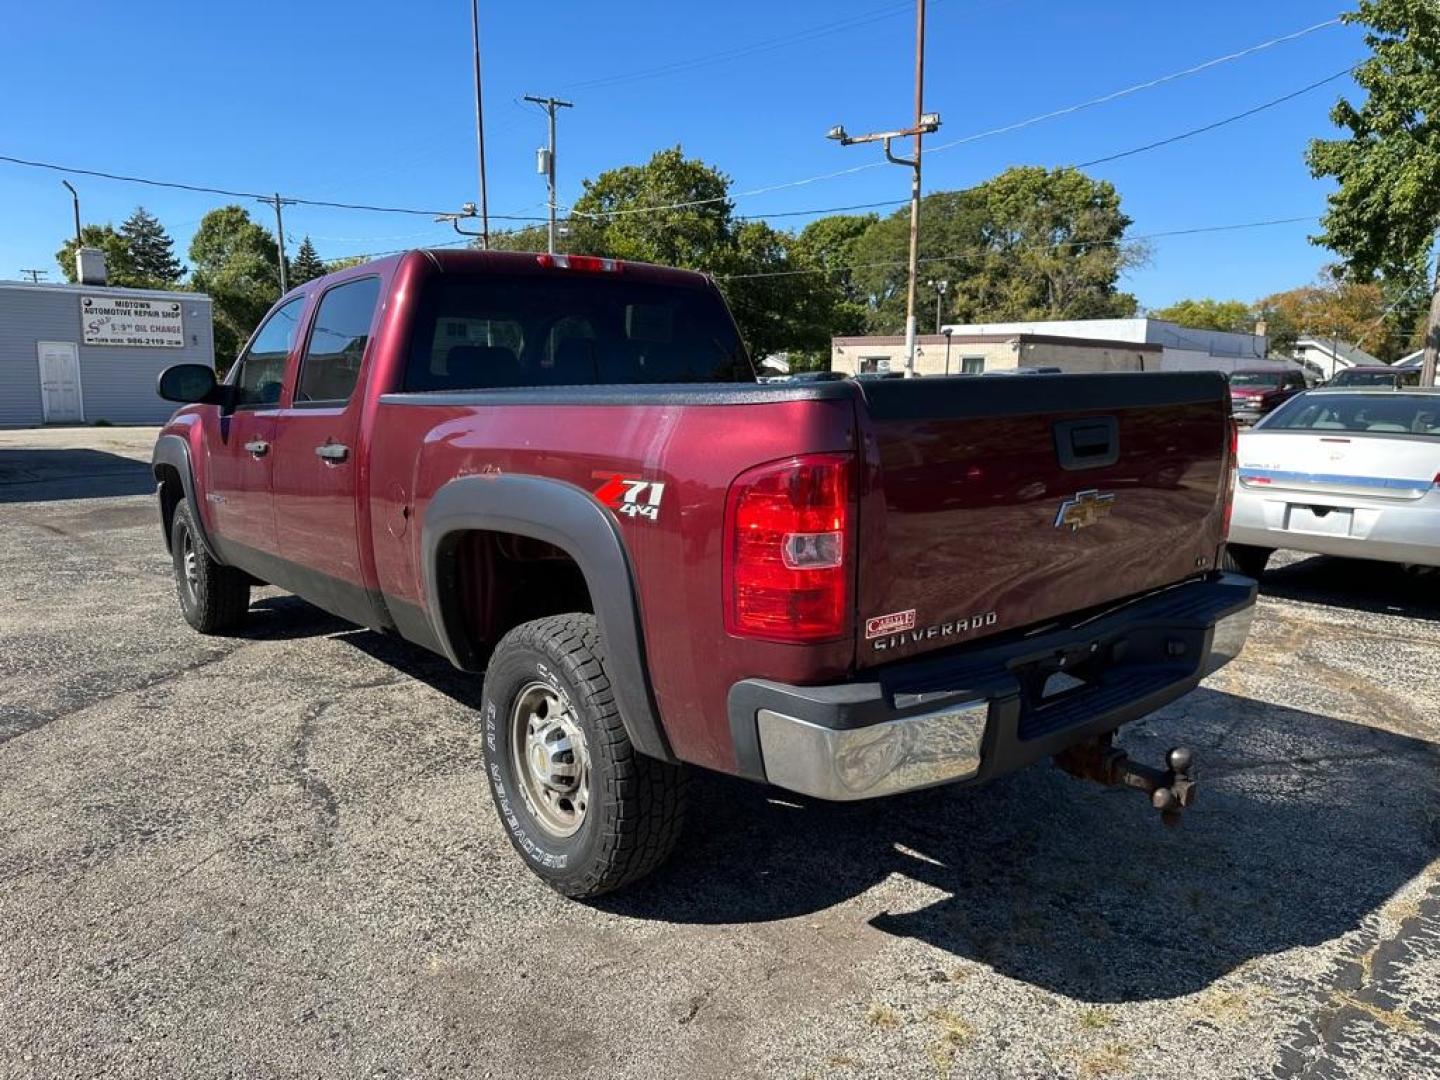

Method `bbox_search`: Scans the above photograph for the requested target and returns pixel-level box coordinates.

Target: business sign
[81,295,184,348]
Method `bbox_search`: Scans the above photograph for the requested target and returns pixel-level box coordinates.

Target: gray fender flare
[152,434,221,561]
[420,474,675,763]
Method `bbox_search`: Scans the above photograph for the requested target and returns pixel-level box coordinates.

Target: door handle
[315,442,349,463]
[244,440,270,457]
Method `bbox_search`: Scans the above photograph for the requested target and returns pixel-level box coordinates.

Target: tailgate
[853,373,1229,666]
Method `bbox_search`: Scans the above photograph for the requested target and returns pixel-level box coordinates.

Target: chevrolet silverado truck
[153,250,1255,897]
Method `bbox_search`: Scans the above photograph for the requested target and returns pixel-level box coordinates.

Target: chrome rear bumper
[729,574,1256,802]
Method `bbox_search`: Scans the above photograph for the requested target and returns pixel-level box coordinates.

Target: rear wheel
[170,502,250,633]
[1222,543,1271,581]
[481,613,687,898]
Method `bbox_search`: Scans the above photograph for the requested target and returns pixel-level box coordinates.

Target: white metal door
[37,341,83,423]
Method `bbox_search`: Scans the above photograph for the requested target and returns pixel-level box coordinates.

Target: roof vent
[76,247,107,286]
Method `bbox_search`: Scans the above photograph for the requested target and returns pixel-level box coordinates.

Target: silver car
[1227,389,1440,578]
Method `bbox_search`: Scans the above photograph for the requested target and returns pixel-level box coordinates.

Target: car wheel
[170,502,251,633]
[1222,543,1271,581]
[481,613,687,898]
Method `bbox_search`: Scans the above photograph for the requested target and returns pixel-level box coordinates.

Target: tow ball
[1054,734,1195,826]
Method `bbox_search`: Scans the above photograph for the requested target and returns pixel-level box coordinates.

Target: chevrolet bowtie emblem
[1055,490,1115,532]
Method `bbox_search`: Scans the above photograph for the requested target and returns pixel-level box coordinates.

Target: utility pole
[20,269,48,283]
[1422,258,1440,387]
[470,0,490,249]
[827,0,937,377]
[257,194,296,294]
[61,180,81,251]
[523,94,574,254]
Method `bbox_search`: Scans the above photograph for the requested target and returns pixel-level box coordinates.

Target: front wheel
[481,614,687,898]
[1222,543,1272,581]
[170,502,251,633]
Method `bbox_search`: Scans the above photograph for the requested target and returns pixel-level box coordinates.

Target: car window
[233,297,306,408]
[1260,394,1440,436]
[1228,371,1280,388]
[404,272,752,390]
[296,277,381,404]
[1285,372,1306,389]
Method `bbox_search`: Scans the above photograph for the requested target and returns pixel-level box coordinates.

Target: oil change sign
[81,295,184,348]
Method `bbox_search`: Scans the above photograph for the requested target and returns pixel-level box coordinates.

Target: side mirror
[157,363,220,404]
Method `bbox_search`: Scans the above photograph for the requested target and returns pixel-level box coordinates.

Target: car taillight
[724,454,851,643]
[1222,419,1238,537]
[535,253,622,273]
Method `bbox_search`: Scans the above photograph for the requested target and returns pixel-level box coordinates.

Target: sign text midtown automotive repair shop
[80,295,185,348]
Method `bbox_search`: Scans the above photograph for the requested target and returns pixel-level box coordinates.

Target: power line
[0,151,547,220]
[716,216,1316,280]
[562,16,1346,222]
[1075,66,1355,169]
[925,16,1343,154]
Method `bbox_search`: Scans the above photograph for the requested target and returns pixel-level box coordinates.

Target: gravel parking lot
[2,426,1438,1079]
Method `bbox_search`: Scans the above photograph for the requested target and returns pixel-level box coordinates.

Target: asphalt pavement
[1,426,1438,1079]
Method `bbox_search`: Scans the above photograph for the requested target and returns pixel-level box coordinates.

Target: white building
[0,252,213,427]
[1291,337,1381,381]
[937,317,1282,374]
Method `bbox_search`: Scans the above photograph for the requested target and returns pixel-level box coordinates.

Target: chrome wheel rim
[509,680,590,838]
[180,528,199,601]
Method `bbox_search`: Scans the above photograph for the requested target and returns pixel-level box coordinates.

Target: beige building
[830,333,1161,377]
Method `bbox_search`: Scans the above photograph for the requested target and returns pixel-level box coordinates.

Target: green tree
[789,213,875,349]
[55,224,143,287]
[1150,298,1254,333]
[325,256,370,273]
[1307,0,1440,378]
[488,224,552,252]
[849,168,1141,331]
[188,206,282,372]
[290,236,328,285]
[563,146,846,359]
[120,206,183,285]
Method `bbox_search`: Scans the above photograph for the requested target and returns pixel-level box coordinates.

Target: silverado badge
[1054,490,1115,532]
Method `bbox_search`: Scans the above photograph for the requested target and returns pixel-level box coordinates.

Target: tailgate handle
[1054,417,1119,471]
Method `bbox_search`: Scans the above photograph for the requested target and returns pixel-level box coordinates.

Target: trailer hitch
[1054,734,1195,826]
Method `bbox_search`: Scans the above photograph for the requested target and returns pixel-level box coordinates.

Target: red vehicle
[1228,367,1308,422]
[153,250,1254,897]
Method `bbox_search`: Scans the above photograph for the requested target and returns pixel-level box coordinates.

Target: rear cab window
[403,273,752,391]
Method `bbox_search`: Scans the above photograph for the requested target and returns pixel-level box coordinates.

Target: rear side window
[233,296,306,408]
[296,277,381,404]
[404,272,752,391]
[1262,394,1440,436]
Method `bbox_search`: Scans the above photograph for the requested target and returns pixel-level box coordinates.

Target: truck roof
[291,248,715,299]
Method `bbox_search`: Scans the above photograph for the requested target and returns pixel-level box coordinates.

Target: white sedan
[1226,389,1440,578]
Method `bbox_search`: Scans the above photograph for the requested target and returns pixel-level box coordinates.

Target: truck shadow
[0,448,154,503]
[1260,553,1440,622]
[597,688,1440,1004]
[270,603,1440,1005]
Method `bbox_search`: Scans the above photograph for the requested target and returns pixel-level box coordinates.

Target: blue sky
[0,0,1366,308]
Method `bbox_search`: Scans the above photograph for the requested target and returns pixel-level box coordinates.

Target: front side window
[296,277,381,404]
[404,272,751,391]
[233,297,306,408]
[1228,371,1282,388]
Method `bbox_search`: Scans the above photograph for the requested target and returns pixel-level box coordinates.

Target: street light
[61,180,81,252]
[942,326,954,375]
[825,0,936,378]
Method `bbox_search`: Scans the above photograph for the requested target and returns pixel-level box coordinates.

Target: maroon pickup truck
[153,250,1254,897]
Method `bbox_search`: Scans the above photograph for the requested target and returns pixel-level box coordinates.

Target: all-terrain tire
[1222,542,1271,581]
[481,613,688,898]
[170,502,251,633]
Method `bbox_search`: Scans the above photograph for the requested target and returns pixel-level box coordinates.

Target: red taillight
[1222,419,1238,537]
[724,454,851,643]
[535,253,622,273]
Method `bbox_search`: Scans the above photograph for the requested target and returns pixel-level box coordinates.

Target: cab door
[205,296,308,563]
[269,276,383,626]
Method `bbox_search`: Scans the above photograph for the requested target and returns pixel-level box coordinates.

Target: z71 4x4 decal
[593,473,666,522]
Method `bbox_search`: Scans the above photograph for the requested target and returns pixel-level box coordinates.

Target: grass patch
[1077,1008,1114,1031]
[866,1003,902,1029]
[1079,1042,1132,1078]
